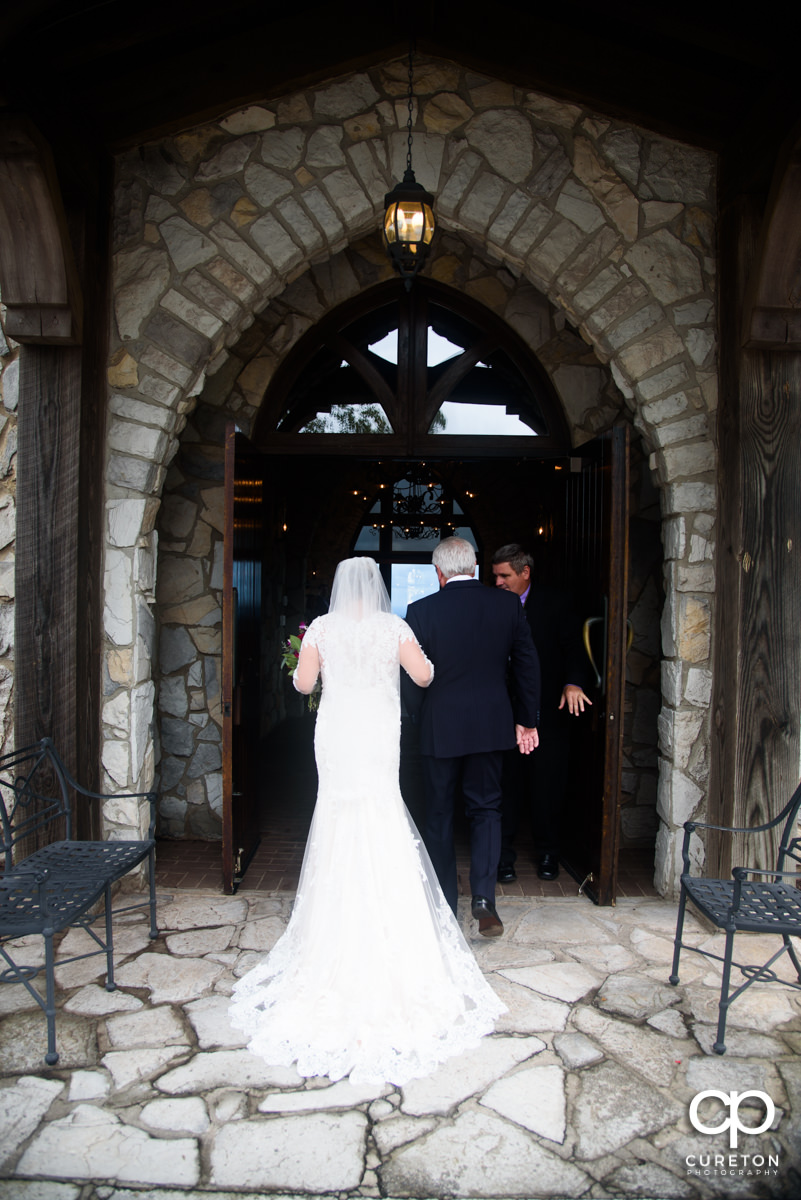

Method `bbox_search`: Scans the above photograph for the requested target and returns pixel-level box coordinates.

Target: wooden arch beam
[742,135,801,350]
[0,117,82,344]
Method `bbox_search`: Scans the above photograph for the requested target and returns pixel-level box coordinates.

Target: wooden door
[559,425,630,904]
[222,424,264,893]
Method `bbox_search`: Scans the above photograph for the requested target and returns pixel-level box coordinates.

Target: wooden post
[710,149,801,875]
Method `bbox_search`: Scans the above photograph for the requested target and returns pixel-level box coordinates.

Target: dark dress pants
[421,750,504,915]
[499,718,570,866]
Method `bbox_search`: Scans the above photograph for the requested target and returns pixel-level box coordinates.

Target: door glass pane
[391,564,439,618]
[430,401,537,435]
[453,526,477,549]
[392,527,440,551]
[299,403,393,433]
[354,525,380,551]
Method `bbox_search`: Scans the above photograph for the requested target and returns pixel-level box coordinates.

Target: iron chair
[0,737,158,1063]
[669,780,801,1054]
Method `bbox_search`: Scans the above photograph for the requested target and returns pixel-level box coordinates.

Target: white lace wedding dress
[228,610,505,1086]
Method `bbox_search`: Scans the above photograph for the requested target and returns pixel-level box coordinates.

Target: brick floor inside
[155,717,658,899]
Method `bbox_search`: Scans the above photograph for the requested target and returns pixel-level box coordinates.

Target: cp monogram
[689,1089,775,1149]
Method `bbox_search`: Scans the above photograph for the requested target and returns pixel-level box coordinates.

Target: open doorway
[222,279,658,899]
[223,430,643,902]
[159,276,660,900]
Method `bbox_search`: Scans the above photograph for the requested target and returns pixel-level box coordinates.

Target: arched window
[256,279,569,455]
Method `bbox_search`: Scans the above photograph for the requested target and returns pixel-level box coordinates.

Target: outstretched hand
[559,684,592,715]
[515,724,539,755]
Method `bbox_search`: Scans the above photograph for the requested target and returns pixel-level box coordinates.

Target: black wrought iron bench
[669,779,801,1054]
[0,737,158,1064]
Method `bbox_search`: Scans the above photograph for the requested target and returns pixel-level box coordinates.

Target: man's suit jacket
[404,579,541,758]
[523,584,590,728]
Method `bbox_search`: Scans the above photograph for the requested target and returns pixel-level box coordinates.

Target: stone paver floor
[1,891,799,1200]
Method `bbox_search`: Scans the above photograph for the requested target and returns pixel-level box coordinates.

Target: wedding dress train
[228,608,505,1086]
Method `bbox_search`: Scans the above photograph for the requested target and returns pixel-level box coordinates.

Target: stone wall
[96,55,718,894]
[0,298,18,756]
[155,434,225,839]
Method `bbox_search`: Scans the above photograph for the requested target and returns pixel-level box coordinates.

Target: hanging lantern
[383,43,435,289]
[383,171,435,288]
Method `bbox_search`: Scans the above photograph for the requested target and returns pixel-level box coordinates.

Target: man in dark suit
[404,537,541,936]
[492,543,592,882]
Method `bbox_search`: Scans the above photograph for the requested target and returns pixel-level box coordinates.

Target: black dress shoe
[471,895,503,937]
[497,863,517,883]
[537,853,559,881]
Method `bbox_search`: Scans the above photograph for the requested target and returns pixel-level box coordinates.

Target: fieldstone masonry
[1,56,719,895]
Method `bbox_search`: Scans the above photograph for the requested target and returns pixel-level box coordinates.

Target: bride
[229,556,505,1086]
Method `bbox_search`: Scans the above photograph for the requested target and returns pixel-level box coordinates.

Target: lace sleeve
[399,622,434,687]
[293,619,322,694]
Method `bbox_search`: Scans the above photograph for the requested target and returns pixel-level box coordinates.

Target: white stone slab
[64,985,143,1016]
[605,1161,696,1199]
[690,1022,786,1058]
[157,1049,301,1093]
[481,1063,567,1142]
[183,994,248,1048]
[210,1089,249,1123]
[52,955,107,988]
[54,925,153,988]
[237,916,286,952]
[140,1096,210,1134]
[500,961,602,1003]
[552,1031,604,1069]
[0,1184,80,1200]
[471,942,555,971]
[0,1012,97,1073]
[685,1055,771,1095]
[647,1008,688,1038]
[157,895,248,930]
[113,952,224,1003]
[165,926,235,957]
[571,1060,683,1159]
[206,949,241,968]
[0,1076,64,1169]
[367,1098,395,1121]
[209,1111,367,1191]
[683,981,800,1031]
[68,1070,111,1101]
[491,976,569,1035]
[371,1114,438,1156]
[566,942,637,973]
[0,934,45,970]
[400,1035,544,1116]
[15,1104,199,1186]
[630,927,683,964]
[574,1007,690,1090]
[243,896,284,918]
[596,971,680,1019]
[515,904,614,946]
[57,923,152,961]
[105,1005,187,1049]
[382,1108,588,1197]
[233,950,267,977]
[259,1078,387,1112]
[0,982,43,1015]
[101,1045,189,1091]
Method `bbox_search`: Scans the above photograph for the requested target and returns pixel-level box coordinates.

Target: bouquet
[281,623,321,712]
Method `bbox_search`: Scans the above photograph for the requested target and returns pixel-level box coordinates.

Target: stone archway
[104,56,717,895]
